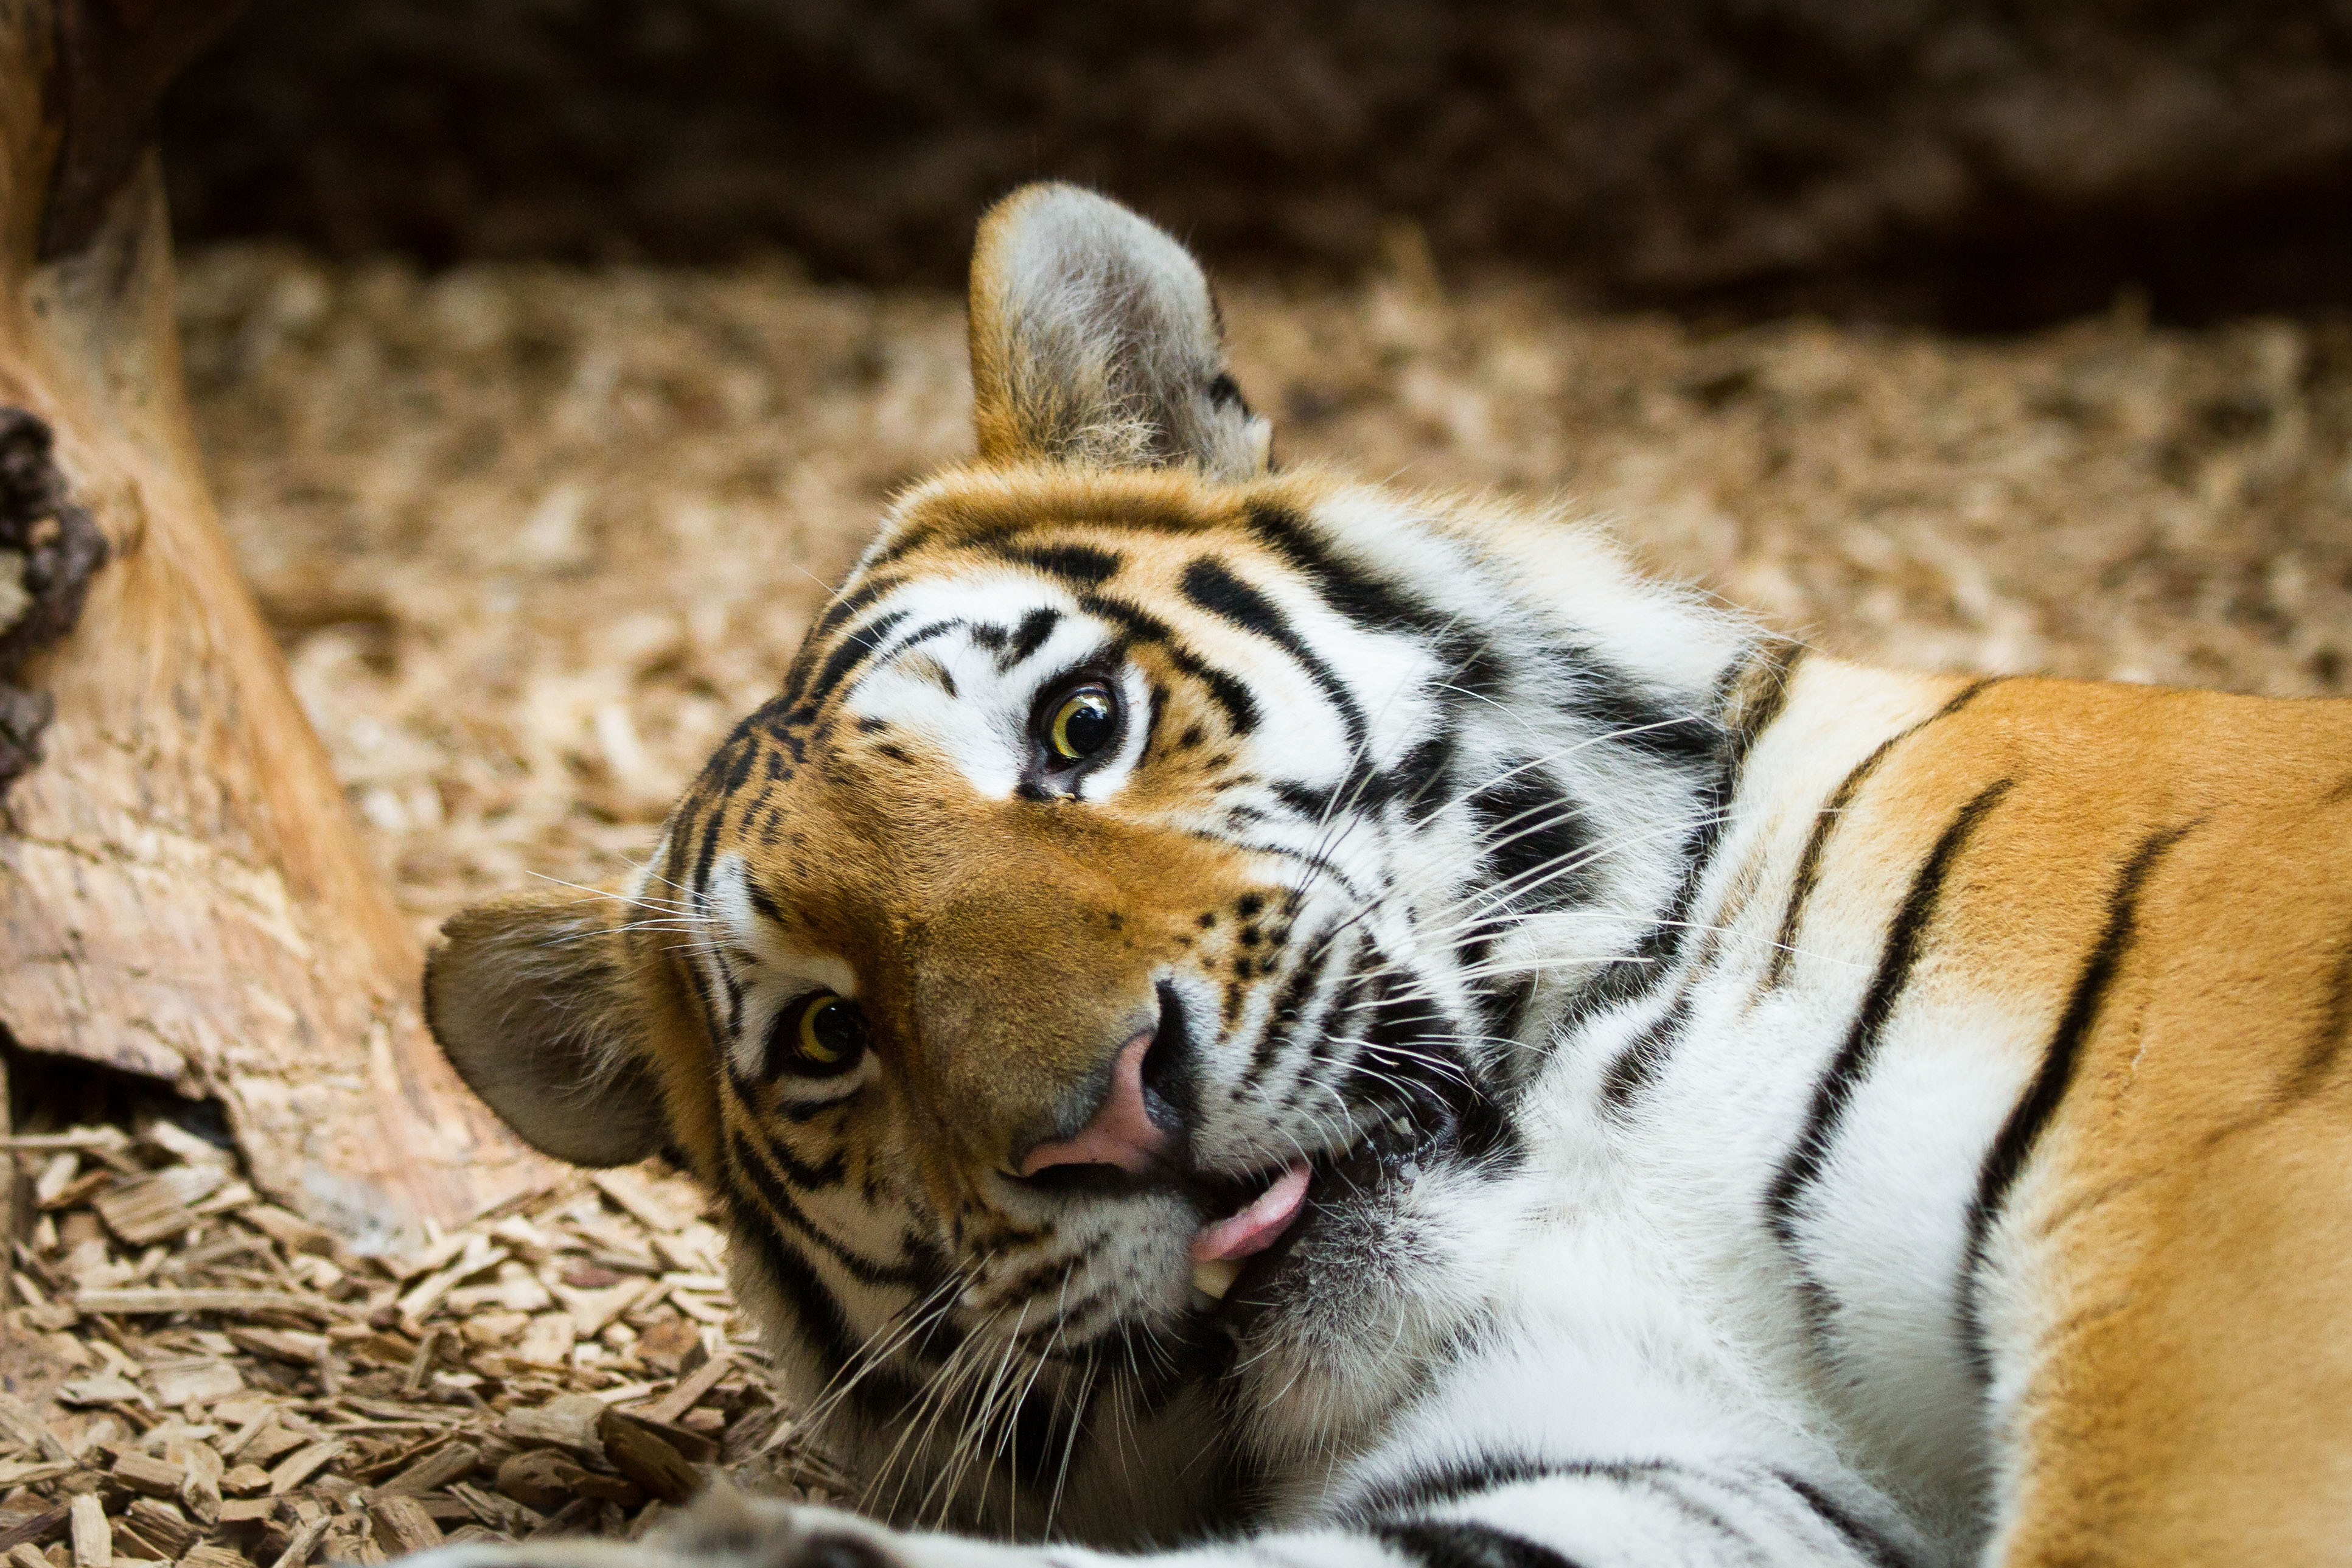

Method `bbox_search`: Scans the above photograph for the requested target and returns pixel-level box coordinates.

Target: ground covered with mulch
[0,1124,844,1567]
[4,246,2351,1566]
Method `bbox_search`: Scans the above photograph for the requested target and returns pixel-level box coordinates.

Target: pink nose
[1017,1031,1173,1176]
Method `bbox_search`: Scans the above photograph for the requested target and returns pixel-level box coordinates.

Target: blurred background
[150,0,2352,935]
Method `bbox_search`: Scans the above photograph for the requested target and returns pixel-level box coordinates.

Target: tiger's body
[420,186,2352,1568]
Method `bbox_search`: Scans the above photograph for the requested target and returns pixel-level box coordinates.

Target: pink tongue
[1189,1161,1312,1262]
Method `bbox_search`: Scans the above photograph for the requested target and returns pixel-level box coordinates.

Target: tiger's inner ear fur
[424,891,670,1168]
[968,182,1271,479]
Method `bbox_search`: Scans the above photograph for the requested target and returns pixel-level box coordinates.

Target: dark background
[160,0,2352,330]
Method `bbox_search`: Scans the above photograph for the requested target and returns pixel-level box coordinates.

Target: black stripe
[1241,499,1451,640]
[1076,591,1260,735]
[1597,988,1694,1112]
[1467,769,1599,916]
[1001,542,1123,585]
[2289,923,2352,1098]
[1956,818,2197,1378]
[1248,927,1343,1087]
[1762,678,2001,991]
[1349,1458,1554,1521]
[726,1128,941,1291]
[1001,607,1061,669]
[1763,777,2014,1348]
[1545,644,1720,769]
[1181,555,1372,754]
[1776,1472,1914,1568]
[1372,1521,1583,1568]
[719,1152,924,1427]
[800,608,914,714]
[1723,639,1806,772]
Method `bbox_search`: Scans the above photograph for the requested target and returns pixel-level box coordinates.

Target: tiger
[416,183,2352,1568]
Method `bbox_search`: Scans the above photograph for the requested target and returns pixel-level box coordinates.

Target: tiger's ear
[968,183,1271,480]
[423,890,671,1168]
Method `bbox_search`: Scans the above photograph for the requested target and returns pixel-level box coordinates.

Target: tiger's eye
[794,994,867,1070]
[1049,688,1117,761]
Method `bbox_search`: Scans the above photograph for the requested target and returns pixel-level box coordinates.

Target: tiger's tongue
[1190,1160,1312,1264]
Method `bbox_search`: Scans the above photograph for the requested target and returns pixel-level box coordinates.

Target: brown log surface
[0,4,554,1242]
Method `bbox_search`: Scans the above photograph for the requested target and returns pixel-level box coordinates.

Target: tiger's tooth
[1190,1257,1243,1301]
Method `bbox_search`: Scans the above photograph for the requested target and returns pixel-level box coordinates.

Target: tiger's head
[427,185,1754,1537]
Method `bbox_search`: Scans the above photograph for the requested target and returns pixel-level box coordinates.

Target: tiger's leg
[400,1329,1927,1568]
[402,1462,1914,1568]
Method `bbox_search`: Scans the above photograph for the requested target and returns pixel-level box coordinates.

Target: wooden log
[0,2,556,1241]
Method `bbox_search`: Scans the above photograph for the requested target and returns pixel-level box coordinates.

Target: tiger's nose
[1016,1030,1174,1177]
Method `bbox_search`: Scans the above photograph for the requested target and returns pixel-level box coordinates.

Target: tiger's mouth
[1187,1095,1462,1328]
[1186,1159,1313,1300]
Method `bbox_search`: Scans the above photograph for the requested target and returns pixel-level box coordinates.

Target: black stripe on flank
[1764,777,2014,1351]
[1763,677,2000,991]
[1181,555,1372,754]
[1372,1520,1583,1568]
[1776,1473,1916,1568]
[1956,818,2197,1379]
[2289,924,2352,1098]
[1723,640,1806,773]
[1001,541,1123,585]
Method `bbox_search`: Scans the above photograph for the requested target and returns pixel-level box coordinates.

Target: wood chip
[111,1451,187,1498]
[270,1514,330,1568]
[498,1395,605,1462]
[224,1328,327,1365]
[368,1497,444,1558]
[217,1463,273,1501]
[73,1288,338,1322]
[589,1172,689,1235]
[369,1442,480,1499]
[0,1395,72,1465]
[180,1547,250,1568]
[30,1154,80,1207]
[399,1235,509,1306]
[172,1438,223,1524]
[215,1499,277,1526]
[448,1483,541,1537]
[239,1207,337,1260]
[147,1359,243,1409]
[493,1450,582,1514]
[57,1373,145,1408]
[511,1314,574,1368]
[551,1278,646,1340]
[92,1168,229,1247]
[120,1501,197,1560]
[266,1440,347,1496]
[7,1543,49,1568]
[0,1505,68,1554]
[66,1495,106,1568]
[645,1350,733,1426]
[0,1129,130,1154]
[596,1409,699,1505]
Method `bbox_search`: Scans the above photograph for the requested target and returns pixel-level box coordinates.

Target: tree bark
[0,2,556,1244]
